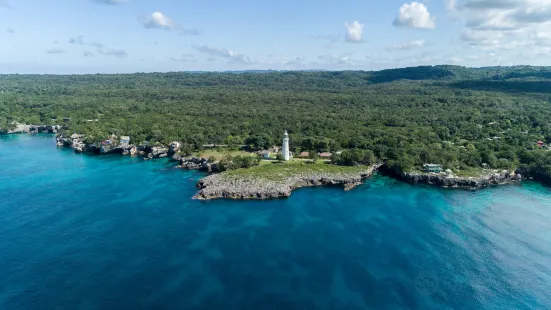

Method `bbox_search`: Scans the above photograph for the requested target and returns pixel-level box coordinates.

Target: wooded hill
[2,65,551,173]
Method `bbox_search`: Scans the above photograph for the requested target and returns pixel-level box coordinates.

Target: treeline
[1,65,551,172]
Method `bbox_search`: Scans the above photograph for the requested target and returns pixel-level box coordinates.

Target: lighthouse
[282,130,290,161]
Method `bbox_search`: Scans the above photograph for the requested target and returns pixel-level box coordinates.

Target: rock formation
[148,146,169,159]
[193,164,380,200]
[381,164,521,188]
[3,123,60,134]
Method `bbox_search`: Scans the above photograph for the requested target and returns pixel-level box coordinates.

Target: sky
[2,0,551,74]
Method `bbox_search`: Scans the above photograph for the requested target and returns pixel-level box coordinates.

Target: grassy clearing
[454,167,489,177]
[223,161,369,181]
[198,150,255,161]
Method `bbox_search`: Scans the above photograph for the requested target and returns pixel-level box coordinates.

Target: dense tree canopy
[1,65,551,173]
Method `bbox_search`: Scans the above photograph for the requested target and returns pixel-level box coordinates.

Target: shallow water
[1,134,550,310]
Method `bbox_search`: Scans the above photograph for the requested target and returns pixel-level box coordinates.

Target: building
[537,141,545,148]
[282,130,290,161]
[260,150,271,159]
[423,164,443,173]
[300,151,310,158]
[319,152,332,159]
[120,136,130,146]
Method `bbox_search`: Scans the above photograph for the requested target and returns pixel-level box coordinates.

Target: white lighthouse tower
[282,130,290,161]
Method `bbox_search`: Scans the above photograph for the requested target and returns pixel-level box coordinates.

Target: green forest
[2,65,551,174]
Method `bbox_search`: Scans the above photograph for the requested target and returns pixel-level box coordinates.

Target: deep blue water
[1,134,551,310]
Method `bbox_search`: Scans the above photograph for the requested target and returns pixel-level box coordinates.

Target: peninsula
[193,162,380,200]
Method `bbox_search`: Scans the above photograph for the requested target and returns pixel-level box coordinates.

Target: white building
[260,150,271,159]
[282,130,290,161]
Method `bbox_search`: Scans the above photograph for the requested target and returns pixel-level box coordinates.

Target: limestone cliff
[193,164,380,200]
[381,164,521,189]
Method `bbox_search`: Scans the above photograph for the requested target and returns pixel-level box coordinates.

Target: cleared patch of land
[198,150,255,161]
[193,161,380,200]
[223,161,369,182]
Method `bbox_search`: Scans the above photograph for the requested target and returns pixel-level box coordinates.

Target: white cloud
[170,54,196,62]
[281,57,305,66]
[99,49,127,58]
[344,21,364,42]
[140,11,199,35]
[6,28,14,34]
[46,49,65,54]
[68,35,127,58]
[454,0,551,52]
[446,0,457,12]
[388,39,425,50]
[393,2,436,29]
[92,0,128,4]
[142,11,175,30]
[317,52,365,67]
[193,45,254,64]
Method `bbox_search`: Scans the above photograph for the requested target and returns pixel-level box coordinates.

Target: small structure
[537,141,545,148]
[300,151,310,158]
[120,136,130,146]
[423,164,443,173]
[319,152,332,159]
[260,150,271,159]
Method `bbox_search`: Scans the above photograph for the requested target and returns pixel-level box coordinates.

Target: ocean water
[1,134,551,310]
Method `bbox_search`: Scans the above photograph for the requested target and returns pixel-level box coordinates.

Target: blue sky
[2,0,551,73]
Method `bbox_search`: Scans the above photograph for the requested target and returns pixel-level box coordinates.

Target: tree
[246,134,273,150]
[276,153,285,162]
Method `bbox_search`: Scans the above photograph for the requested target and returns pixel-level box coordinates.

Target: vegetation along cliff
[2,65,551,182]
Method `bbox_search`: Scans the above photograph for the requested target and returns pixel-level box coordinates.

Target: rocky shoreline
[380,164,522,189]
[2,129,548,199]
[1,123,61,134]
[193,164,380,200]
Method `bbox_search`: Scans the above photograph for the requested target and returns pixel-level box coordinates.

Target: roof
[300,152,309,156]
[537,141,544,144]
[120,136,130,140]
[319,152,332,157]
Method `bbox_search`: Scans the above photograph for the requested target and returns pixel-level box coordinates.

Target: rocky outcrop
[193,164,380,200]
[3,123,60,134]
[515,167,551,184]
[382,164,521,189]
[147,146,169,159]
[168,141,181,156]
[173,156,219,173]
[29,125,61,134]
[56,134,99,153]
[178,157,208,169]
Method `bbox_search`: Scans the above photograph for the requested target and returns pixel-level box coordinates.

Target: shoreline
[193,164,381,200]
[1,132,546,199]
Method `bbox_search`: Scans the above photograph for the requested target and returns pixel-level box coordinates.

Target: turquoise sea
[1,134,551,310]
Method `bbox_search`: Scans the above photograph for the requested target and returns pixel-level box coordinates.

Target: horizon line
[0,64,546,76]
